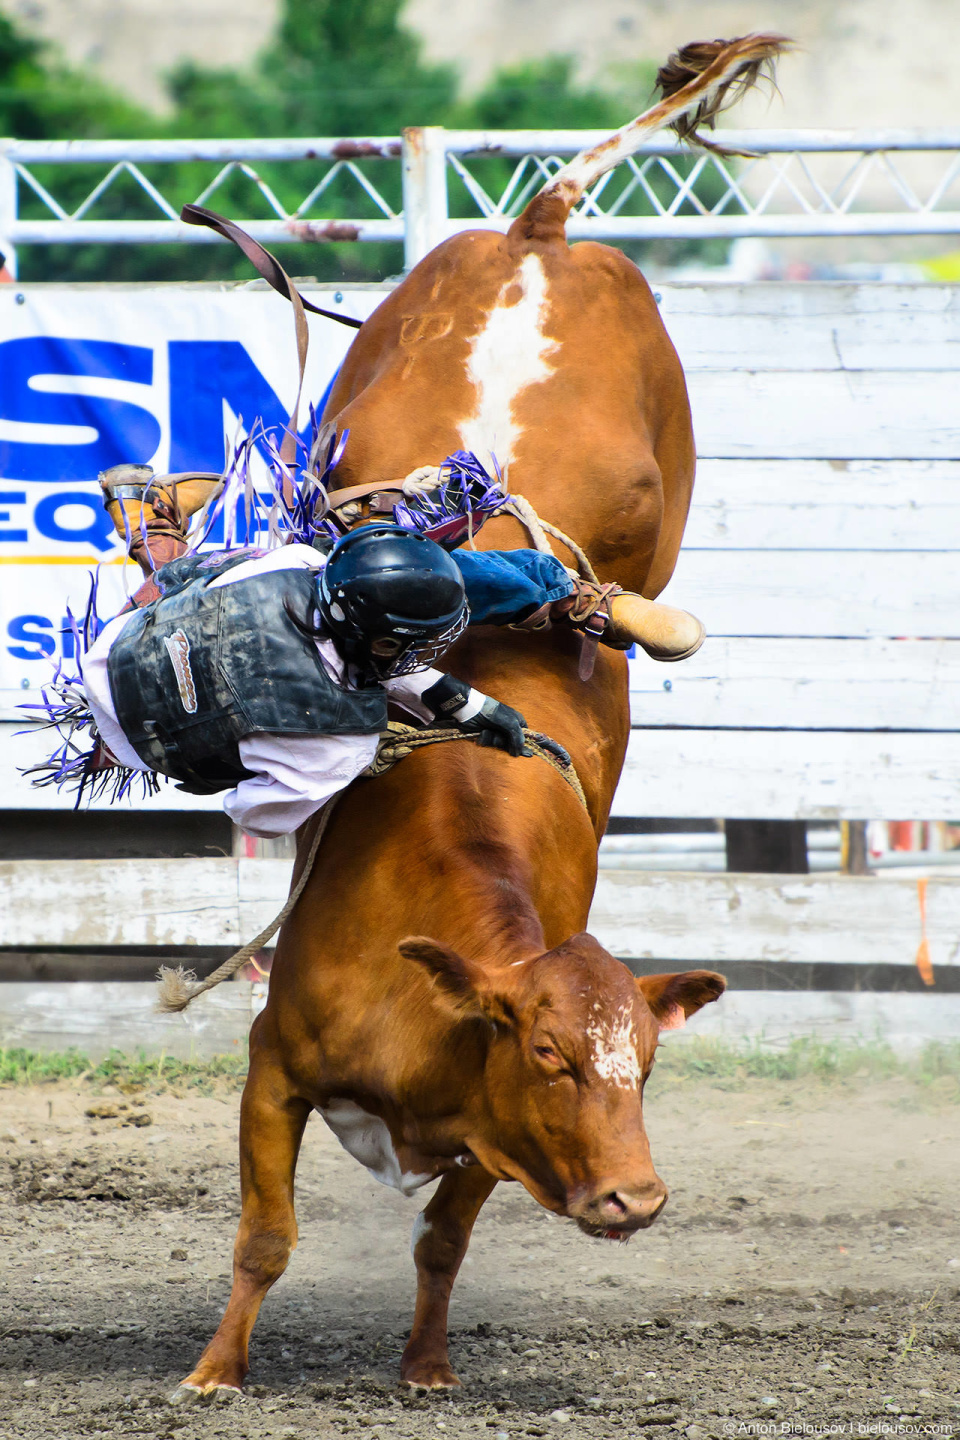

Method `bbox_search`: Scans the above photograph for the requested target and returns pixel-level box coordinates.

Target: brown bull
[180,32,786,1396]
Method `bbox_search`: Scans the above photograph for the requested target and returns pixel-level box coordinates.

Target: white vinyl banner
[0,283,385,719]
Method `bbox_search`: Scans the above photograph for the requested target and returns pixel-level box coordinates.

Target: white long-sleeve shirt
[81,545,479,837]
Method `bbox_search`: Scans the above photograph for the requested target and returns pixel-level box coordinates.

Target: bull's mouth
[574,1194,668,1241]
[578,1220,635,1242]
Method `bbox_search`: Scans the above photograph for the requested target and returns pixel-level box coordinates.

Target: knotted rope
[156,722,586,1013]
[501,494,601,586]
[156,792,340,1013]
[329,463,600,587]
[370,720,588,809]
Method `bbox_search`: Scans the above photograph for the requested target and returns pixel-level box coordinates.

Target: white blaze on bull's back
[458,252,559,466]
[586,1003,641,1089]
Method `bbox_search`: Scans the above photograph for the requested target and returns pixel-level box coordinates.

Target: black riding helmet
[317,523,468,681]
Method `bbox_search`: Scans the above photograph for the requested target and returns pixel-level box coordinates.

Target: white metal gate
[1,127,959,273]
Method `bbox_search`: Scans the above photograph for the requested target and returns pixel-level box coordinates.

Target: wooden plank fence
[3,858,959,970]
[1,982,954,1059]
[0,981,264,1060]
[2,860,959,1055]
[4,280,959,820]
[624,281,960,820]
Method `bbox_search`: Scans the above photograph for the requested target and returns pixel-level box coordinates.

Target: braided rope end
[156,965,201,1014]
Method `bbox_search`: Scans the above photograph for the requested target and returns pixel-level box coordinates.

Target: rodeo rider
[66,463,702,838]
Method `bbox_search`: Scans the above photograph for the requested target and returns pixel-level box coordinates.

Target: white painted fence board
[0,979,952,1055]
[0,858,241,948]
[616,730,960,820]
[589,872,960,968]
[0,981,259,1059]
[662,991,960,1051]
[686,371,960,459]
[658,551,960,638]
[7,724,959,825]
[687,460,960,550]
[4,861,959,971]
[0,858,291,948]
[237,857,292,935]
[659,283,960,372]
[629,639,960,731]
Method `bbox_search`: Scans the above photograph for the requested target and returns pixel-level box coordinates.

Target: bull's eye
[534,1044,560,1065]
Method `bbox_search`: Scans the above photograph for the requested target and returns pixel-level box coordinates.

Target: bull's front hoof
[400,1358,461,1390]
[170,1381,244,1406]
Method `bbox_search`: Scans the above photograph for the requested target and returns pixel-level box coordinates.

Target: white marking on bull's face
[459,252,559,466]
[410,1210,432,1259]
[585,1004,641,1089]
[317,1101,433,1196]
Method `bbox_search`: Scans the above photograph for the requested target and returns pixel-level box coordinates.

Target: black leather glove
[421,675,529,757]
[457,694,529,756]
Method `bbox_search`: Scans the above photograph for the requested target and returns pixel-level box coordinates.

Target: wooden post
[840,820,871,875]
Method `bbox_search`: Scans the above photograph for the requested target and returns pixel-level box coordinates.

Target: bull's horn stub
[608,593,705,662]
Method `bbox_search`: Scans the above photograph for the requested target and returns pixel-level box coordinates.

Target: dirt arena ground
[1,1067,957,1440]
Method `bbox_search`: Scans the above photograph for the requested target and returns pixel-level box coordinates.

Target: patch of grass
[0,1046,248,1094]
[3,1039,959,1097]
[654,1037,960,1092]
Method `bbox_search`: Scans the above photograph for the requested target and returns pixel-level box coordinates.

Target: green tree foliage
[169,0,459,138]
[0,11,151,139]
[456,54,635,131]
[1,11,163,281]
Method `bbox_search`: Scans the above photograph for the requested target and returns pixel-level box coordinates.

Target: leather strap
[180,205,364,331]
[181,204,363,468]
[326,480,406,509]
[568,581,619,682]
[511,578,622,682]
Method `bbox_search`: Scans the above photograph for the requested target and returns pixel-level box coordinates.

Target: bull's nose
[574,1182,668,1236]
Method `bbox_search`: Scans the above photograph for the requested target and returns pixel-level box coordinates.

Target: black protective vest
[107,553,387,794]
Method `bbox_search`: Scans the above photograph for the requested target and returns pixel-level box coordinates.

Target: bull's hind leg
[401,1166,498,1389]
[180,1057,309,1395]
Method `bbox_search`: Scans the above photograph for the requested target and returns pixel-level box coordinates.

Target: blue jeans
[455,549,573,627]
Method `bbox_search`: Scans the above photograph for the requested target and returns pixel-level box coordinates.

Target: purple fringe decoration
[185,407,336,554]
[391,450,509,548]
[18,566,163,807]
[186,413,510,554]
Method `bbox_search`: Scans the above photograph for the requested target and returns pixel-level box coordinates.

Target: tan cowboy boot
[533,577,705,678]
[100,463,222,577]
[605,591,705,662]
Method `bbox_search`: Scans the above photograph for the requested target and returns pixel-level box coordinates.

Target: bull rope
[156,722,587,1013]
[369,721,588,808]
[156,794,339,1013]
[330,475,601,586]
[500,494,601,586]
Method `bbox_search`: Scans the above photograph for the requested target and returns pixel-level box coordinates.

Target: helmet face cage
[383,604,470,678]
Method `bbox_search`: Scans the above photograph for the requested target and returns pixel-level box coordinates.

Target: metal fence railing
[1,127,959,273]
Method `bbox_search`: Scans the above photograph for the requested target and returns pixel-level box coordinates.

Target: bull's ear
[636,970,726,1032]
[398,936,517,1024]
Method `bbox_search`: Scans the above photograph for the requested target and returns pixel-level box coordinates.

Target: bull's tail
[514,33,789,238]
